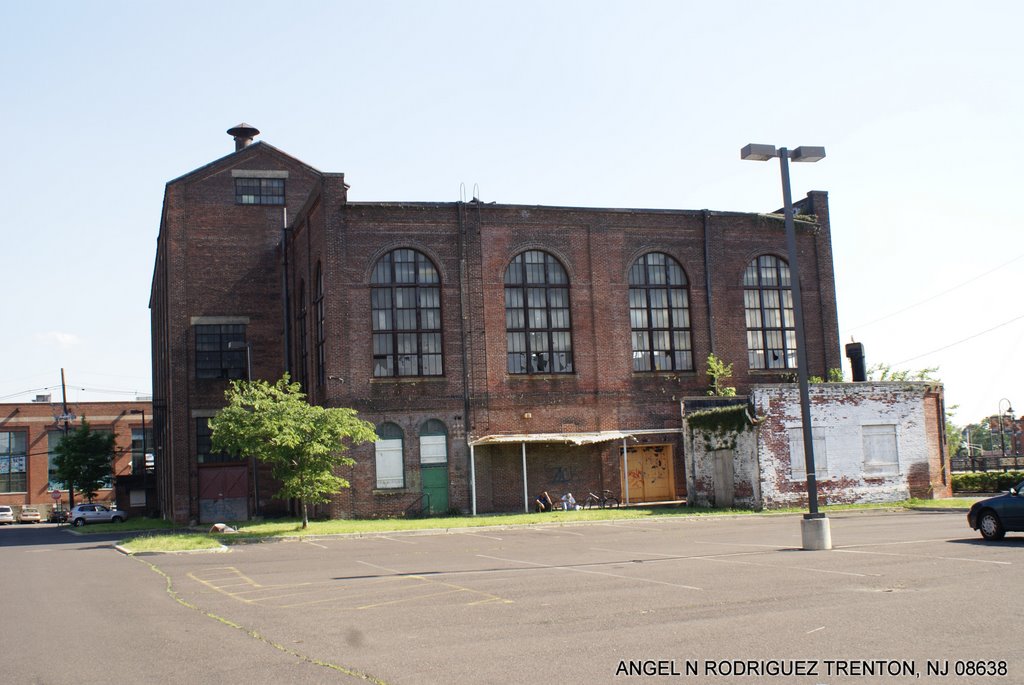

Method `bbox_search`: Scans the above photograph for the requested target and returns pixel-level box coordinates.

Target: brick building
[0,398,153,520]
[150,125,842,523]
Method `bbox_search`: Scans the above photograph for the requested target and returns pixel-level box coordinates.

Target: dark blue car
[968,480,1024,540]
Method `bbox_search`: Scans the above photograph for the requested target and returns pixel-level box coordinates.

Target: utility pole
[59,368,75,508]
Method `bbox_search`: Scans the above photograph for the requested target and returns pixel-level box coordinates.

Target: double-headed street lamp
[741,143,829,550]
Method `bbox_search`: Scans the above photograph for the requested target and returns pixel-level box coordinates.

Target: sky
[1,1,1021,425]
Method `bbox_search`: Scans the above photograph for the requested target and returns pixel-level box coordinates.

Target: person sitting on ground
[560,492,576,510]
[534,491,554,512]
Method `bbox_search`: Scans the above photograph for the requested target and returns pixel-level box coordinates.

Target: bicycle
[582,489,619,509]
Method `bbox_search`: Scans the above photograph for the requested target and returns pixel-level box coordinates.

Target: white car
[68,503,127,527]
[0,505,14,525]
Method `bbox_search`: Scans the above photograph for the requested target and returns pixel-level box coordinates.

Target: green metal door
[421,465,449,515]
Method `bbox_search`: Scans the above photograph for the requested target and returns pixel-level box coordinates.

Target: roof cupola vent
[227,123,260,151]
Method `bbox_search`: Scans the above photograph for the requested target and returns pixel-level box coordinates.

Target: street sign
[50,490,61,501]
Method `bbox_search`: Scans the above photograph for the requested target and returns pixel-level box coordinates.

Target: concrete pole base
[801,516,832,550]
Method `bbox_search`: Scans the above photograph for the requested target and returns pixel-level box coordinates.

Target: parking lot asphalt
[3,511,1021,684]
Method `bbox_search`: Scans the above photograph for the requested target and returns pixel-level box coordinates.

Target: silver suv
[68,503,127,527]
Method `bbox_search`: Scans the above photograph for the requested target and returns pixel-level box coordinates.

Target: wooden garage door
[622,444,675,503]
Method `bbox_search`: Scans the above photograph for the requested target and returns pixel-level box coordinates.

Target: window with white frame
[789,427,828,480]
[375,423,405,488]
[862,424,899,475]
[419,419,448,464]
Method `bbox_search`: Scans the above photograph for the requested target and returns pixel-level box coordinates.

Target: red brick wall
[153,139,841,520]
[151,143,321,523]
[0,401,151,516]
[279,194,838,516]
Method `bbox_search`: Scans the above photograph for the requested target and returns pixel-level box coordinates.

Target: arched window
[295,280,308,390]
[371,249,443,377]
[628,252,693,372]
[314,264,325,386]
[743,255,796,369]
[419,419,448,465]
[504,250,573,374]
[375,422,404,489]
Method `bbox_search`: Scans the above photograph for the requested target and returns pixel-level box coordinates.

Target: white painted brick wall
[685,383,944,509]
[753,383,936,508]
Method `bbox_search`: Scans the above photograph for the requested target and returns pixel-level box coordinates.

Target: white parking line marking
[457,531,504,541]
[834,549,1011,565]
[590,546,878,578]
[477,554,703,590]
[528,527,586,537]
[380,536,417,545]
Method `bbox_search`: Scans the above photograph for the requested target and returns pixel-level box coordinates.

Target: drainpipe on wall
[622,439,630,505]
[522,442,529,513]
[281,207,291,379]
[702,210,716,355]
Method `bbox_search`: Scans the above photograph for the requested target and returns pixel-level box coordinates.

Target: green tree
[53,419,116,506]
[705,353,736,396]
[210,375,377,528]
[866,363,939,382]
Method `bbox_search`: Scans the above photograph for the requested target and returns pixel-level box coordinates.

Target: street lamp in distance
[741,143,830,551]
[998,398,1014,463]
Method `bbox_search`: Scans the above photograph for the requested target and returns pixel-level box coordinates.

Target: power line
[895,312,1024,365]
[850,252,1024,331]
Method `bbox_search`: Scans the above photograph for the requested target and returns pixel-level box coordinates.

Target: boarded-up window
[419,436,446,464]
[375,422,405,488]
[419,419,448,465]
[789,427,828,480]
[863,424,899,475]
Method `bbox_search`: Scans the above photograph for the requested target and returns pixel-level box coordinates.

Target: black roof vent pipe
[846,341,867,382]
[227,123,260,151]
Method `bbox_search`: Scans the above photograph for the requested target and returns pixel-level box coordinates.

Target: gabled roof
[165,140,323,187]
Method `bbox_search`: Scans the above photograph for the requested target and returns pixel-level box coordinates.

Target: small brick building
[150,125,843,523]
[684,383,950,509]
[0,399,153,520]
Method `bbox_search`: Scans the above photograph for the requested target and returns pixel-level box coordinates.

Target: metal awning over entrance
[467,429,684,514]
[470,431,633,447]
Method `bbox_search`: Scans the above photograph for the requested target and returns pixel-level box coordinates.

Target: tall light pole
[998,398,1013,465]
[227,340,259,517]
[741,143,830,550]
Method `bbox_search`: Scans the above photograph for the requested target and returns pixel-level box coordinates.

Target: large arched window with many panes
[504,250,573,374]
[628,252,693,372]
[743,254,796,369]
[371,249,443,377]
